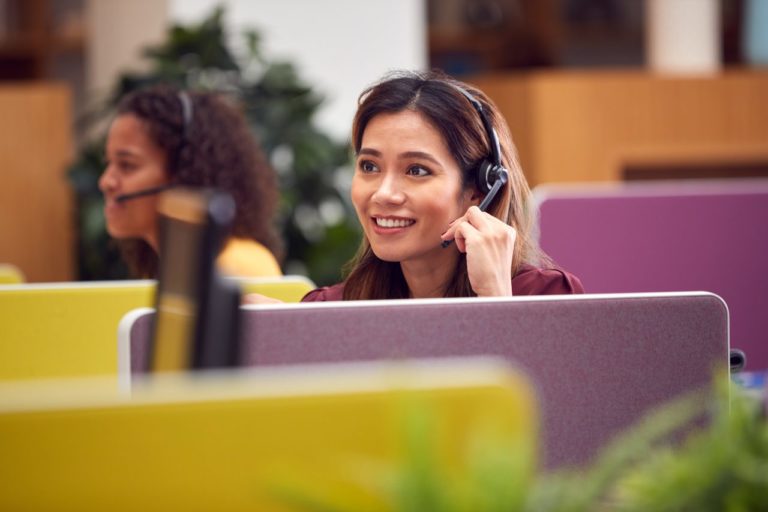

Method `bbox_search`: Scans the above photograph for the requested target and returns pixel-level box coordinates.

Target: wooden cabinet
[0,2,80,281]
[0,84,74,281]
[470,69,768,186]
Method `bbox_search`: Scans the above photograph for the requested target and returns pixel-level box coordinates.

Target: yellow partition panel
[0,281,154,381]
[0,359,537,512]
[0,276,315,381]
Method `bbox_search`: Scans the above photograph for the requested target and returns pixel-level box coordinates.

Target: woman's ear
[462,186,483,208]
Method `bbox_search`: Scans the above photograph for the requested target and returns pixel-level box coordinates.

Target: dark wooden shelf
[0,0,86,80]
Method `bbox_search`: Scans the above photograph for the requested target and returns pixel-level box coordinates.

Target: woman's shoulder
[301,282,345,302]
[512,263,585,296]
[217,238,282,278]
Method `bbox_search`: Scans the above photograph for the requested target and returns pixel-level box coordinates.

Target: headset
[115,91,193,203]
[441,85,510,248]
[452,85,510,211]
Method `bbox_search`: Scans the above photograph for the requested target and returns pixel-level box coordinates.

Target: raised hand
[441,206,516,296]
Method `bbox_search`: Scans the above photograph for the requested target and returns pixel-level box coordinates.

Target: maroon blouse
[301,263,584,302]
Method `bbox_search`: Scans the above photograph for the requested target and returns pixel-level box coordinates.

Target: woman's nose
[98,165,117,194]
[371,174,405,205]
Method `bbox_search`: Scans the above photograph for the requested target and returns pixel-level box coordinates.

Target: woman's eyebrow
[358,148,442,166]
[113,149,140,158]
[399,151,440,165]
[358,147,381,157]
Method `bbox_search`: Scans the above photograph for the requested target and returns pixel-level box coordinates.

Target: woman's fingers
[465,205,493,230]
[440,206,517,296]
[442,206,500,244]
[458,210,517,297]
[440,217,462,243]
[441,206,483,243]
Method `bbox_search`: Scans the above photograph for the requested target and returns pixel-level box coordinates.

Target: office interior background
[1,2,767,509]
[1,0,766,285]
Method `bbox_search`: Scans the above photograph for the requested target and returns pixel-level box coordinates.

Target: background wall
[86,0,169,95]
[169,0,427,140]
[87,1,426,140]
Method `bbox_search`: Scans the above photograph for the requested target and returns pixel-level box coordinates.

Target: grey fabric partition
[124,292,728,469]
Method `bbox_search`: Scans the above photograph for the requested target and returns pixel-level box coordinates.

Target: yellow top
[216,238,282,278]
[0,264,24,284]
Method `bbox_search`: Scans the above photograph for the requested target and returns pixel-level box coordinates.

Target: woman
[302,70,582,301]
[99,86,282,278]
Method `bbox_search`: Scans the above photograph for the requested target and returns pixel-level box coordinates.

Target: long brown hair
[343,70,545,300]
[112,86,282,278]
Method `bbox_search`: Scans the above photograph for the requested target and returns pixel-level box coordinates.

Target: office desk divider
[0,357,536,512]
[0,280,155,381]
[0,276,314,381]
[119,292,729,469]
[534,179,768,370]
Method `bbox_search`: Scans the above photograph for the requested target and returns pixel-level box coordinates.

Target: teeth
[376,217,414,228]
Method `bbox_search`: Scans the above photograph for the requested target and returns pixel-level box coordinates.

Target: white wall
[86,0,170,94]
[170,0,427,140]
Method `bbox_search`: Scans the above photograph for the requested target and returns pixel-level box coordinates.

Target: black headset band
[451,85,502,167]
[178,91,194,138]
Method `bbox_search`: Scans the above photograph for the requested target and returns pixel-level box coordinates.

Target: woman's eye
[116,161,137,172]
[359,160,378,173]
[406,165,430,177]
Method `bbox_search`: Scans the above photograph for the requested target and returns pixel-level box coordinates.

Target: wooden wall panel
[0,84,74,282]
[470,69,768,186]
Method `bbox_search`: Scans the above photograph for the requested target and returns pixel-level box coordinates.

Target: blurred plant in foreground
[274,376,768,511]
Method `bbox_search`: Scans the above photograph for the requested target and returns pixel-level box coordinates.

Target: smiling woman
[300,70,584,301]
[99,87,283,278]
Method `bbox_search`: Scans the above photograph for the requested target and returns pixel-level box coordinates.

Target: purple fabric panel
[129,314,153,375]
[242,295,726,469]
[538,182,768,370]
[131,295,727,469]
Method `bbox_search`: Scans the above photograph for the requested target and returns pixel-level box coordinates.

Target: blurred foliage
[68,6,360,285]
[270,397,535,512]
[276,377,768,511]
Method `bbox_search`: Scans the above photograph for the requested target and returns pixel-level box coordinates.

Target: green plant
[608,383,768,511]
[68,6,360,285]
[273,377,768,511]
[270,398,535,512]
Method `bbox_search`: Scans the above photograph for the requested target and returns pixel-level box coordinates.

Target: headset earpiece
[476,159,509,195]
[452,84,509,207]
[441,83,511,248]
[475,162,509,211]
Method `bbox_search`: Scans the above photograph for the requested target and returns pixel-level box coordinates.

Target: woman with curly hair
[99,86,282,278]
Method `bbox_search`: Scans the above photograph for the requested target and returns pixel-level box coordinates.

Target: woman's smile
[372,215,416,232]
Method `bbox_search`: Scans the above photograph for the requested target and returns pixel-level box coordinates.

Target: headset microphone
[115,184,175,203]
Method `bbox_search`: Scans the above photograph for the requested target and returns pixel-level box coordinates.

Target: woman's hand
[441,206,516,296]
[242,293,284,305]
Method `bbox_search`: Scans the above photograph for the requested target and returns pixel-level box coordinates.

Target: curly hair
[113,86,282,278]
